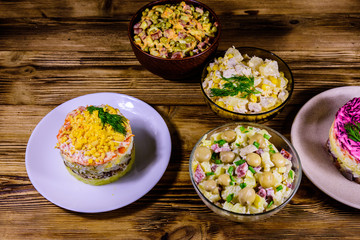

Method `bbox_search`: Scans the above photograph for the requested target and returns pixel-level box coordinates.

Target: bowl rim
[128,0,222,61]
[200,46,294,117]
[189,122,302,218]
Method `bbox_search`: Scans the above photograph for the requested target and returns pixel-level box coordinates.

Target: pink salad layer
[333,97,360,163]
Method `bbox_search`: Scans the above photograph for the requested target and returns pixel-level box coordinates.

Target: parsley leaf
[87,106,127,135]
[344,122,360,142]
[210,75,260,98]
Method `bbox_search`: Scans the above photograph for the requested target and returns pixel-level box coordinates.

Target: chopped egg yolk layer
[57,105,130,165]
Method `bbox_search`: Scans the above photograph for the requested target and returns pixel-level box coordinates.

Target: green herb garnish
[289,170,294,179]
[276,185,283,191]
[228,166,235,175]
[253,141,260,149]
[239,126,246,132]
[206,172,215,176]
[215,159,222,164]
[210,75,260,98]
[344,122,360,142]
[211,152,218,160]
[230,175,235,182]
[235,159,246,166]
[240,182,247,189]
[236,143,241,147]
[226,193,234,203]
[214,139,227,146]
[263,134,271,140]
[87,106,127,135]
[267,200,274,208]
[248,166,256,174]
[269,145,276,154]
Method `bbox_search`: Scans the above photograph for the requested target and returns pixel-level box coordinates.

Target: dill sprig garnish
[210,75,260,98]
[87,106,127,135]
[344,122,360,142]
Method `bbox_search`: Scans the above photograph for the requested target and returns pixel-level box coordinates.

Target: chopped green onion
[253,141,260,149]
[226,193,234,203]
[289,170,294,179]
[240,182,247,189]
[269,150,276,154]
[263,134,271,140]
[276,185,283,191]
[230,181,234,185]
[239,126,246,132]
[249,127,253,130]
[235,159,246,166]
[206,172,215,176]
[248,166,256,174]
[211,152,218,160]
[214,139,226,147]
[267,200,274,208]
[230,175,235,182]
[244,130,249,133]
[236,143,241,147]
[215,159,222,164]
[228,166,234,175]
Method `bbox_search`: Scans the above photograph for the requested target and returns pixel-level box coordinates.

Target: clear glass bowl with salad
[189,122,302,222]
[200,47,294,122]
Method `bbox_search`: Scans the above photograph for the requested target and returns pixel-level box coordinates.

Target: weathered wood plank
[0,0,359,19]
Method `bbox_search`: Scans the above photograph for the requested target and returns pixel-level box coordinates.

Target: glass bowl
[200,47,294,122]
[189,122,302,222]
[128,0,221,80]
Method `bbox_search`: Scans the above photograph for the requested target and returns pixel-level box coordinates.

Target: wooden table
[1,0,359,239]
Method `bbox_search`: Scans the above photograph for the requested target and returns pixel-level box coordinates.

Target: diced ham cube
[194,164,205,184]
[257,188,266,198]
[236,163,248,178]
[171,51,183,59]
[195,7,204,14]
[134,28,142,35]
[280,149,292,160]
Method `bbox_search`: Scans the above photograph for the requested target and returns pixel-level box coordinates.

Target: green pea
[180,43,187,50]
[154,39,159,44]
[165,22,172,28]
[189,51,194,56]
[170,40,175,46]
[173,47,181,52]
[211,26,217,32]
[175,41,180,47]
[204,11,210,17]
[144,46,149,52]
[185,36,194,43]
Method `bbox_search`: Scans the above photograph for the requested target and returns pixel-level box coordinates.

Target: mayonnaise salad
[202,47,289,114]
[191,124,295,214]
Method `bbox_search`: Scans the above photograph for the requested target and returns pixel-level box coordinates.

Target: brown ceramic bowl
[128,0,221,80]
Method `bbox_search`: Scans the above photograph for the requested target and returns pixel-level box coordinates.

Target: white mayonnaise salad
[202,47,289,114]
[191,125,295,214]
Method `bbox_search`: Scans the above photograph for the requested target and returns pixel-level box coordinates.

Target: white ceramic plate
[26,93,171,213]
[291,86,360,209]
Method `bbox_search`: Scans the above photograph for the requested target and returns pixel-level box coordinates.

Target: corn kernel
[212,83,219,88]
[213,77,220,84]
[227,53,234,58]
[213,65,219,71]
[249,94,257,103]
[227,105,234,111]
[216,101,225,108]
[207,66,211,72]
[269,76,278,85]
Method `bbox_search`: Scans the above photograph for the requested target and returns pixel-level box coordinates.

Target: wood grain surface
[0,0,359,239]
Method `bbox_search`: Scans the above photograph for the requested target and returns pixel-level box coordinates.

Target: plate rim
[291,86,360,209]
[25,92,172,213]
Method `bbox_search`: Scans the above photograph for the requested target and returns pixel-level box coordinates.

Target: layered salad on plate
[56,105,135,185]
[327,97,360,183]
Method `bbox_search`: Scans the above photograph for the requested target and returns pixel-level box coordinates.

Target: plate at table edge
[25,92,172,213]
[291,86,360,209]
